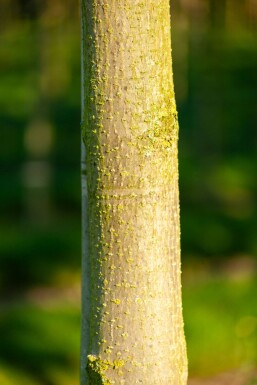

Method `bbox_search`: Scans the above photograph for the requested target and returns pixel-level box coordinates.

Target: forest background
[0,0,257,384]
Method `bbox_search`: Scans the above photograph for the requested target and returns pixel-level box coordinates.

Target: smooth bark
[81,1,187,384]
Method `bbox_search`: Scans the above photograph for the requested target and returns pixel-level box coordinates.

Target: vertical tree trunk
[81,1,187,384]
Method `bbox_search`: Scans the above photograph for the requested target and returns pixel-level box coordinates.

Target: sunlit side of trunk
[81,1,187,384]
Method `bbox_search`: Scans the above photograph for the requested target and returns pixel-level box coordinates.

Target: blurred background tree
[0,0,257,384]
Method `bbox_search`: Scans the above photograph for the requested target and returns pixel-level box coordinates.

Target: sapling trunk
[81,1,187,384]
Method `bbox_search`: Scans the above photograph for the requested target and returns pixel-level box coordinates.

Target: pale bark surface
[81,1,187,384]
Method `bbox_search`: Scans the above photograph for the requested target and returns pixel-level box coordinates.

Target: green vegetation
[184,274,257,376]
[0,302,80,385]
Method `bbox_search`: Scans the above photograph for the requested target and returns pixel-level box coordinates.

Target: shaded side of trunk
[81,1,187,384]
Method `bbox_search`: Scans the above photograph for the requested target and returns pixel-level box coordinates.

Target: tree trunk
[81,1,187,384]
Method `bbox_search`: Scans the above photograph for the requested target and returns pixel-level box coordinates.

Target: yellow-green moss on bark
[87,355,125,385]
[81,1,188,384]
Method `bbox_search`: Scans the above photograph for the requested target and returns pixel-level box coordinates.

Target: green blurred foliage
[173,2,257,259]
[0,0,257,383]
[184,274,257,376]
[0,303,80,385]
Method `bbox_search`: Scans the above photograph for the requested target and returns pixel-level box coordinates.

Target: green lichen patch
[87,355,125,385]
[136,95,179,154]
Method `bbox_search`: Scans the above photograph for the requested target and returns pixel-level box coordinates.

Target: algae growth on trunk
[81,1,187,384]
